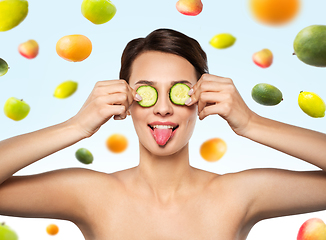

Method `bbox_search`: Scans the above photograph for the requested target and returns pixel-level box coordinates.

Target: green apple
[4,97,30,121]
[0,58,9,77]
[0,0,28,32]
[81,0,116,24]
[0,222,18,240]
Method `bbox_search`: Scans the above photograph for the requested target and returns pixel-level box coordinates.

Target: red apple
[176,0,203,16]
[252,48,273,68]
[18,39,39,59]
[297,218,326,240]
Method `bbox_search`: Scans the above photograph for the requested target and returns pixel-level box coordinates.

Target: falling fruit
[251,83,283,106]
[298,91,325,118]
[176,0,203,16]
[209,33,236,49]
[56,34,92,62]
[4,97,30,121]
[75,148,94,164]
[200,138,227,162]
[106,133,128,153]
[46,224,59,236]
[0,58,9,77]
[293,25,326,67]
[249,0,300,26]
[81,0,116,24]
[252,48,273,68]
[0,222,18,240]
[53,80,78,99]
[18,39,39,59]
[297,218,326,240]
[0,0,28,32]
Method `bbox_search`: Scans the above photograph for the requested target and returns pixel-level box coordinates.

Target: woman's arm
[242,112,326,171]
[0,79,137,221]
[0,120,83,185]
[187,73,326,223]
[186,73,326,170]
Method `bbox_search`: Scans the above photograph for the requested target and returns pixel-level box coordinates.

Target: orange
[56,34,92,62]
[46,224,59,235]
[249,0,300,25]
[200,138,227,162]
[106,133,128,153]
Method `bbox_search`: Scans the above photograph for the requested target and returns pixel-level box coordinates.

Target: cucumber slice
[169,83,191,105]
[136,85,158,107]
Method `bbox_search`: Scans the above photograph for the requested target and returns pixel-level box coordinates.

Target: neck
[135,142,194,204]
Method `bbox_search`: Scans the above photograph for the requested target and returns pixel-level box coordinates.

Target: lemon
[75,148,93,164]
[298,91,325,118]
[53,80,78,99]
[209,33,236,49]
[0,0,28,32]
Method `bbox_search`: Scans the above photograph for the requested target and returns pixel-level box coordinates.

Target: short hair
[119,28,209,83]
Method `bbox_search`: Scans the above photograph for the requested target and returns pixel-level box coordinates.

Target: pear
[81,0,116,24]
[0,222,18,240]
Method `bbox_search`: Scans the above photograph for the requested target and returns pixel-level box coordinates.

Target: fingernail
[115,115,122,120]
[135,93,142,101]
[188,89,194,96]
[185,98,192,105]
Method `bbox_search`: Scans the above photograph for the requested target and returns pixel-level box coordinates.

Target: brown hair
[119,28,208,83]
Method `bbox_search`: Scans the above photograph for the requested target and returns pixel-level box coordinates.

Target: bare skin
[0,51,326,240]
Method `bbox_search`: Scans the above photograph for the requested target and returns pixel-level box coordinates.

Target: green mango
[251,83,283,106]
[293,25,326,67]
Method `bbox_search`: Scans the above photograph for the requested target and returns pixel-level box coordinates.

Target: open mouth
[147,124,180,146]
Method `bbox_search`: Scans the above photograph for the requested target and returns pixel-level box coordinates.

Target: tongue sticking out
[152,128,173,146]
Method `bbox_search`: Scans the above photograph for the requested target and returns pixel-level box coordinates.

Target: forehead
[129,51,197,87]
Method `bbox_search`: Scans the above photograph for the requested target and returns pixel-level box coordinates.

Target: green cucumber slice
[136,85,158,107]
[169,83,191,105]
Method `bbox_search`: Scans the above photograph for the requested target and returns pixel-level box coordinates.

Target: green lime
[53,80,78,99]
[298,91,325,118]
[209,33,236,49]
[75,148,94,164]
[251,83,283,106]
[0,58,9,77]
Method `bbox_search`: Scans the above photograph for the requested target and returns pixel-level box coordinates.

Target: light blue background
[0,0,326,239]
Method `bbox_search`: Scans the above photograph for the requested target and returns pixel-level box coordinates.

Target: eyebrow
[135,80,193,86]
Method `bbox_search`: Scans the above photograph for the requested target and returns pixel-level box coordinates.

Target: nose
[153,91,173,117]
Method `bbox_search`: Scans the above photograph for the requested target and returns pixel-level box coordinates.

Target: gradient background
[0,0,326,239]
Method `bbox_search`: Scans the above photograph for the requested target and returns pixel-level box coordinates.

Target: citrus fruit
[56,34,92,62]
[81,0,116,24]
[0,0,28,32]
[209,33,236,49]
[53,80,78,99]
[200,138,227,162]
[106,133,128,153]
[4,97,30,121]
[75,148,94,164]
[0,58,9,77]
[298,91,325,118]
[249,0,300,25]
[46,224,59,236]
[293,25,326,67]
[251,83,283,106]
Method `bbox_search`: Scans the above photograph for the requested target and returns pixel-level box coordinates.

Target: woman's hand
[185,74,254,136]
[68,80,140,138]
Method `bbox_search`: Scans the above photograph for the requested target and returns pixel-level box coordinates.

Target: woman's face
[128,51,198,156]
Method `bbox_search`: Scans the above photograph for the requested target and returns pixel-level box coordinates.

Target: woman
[0,28,326,240]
